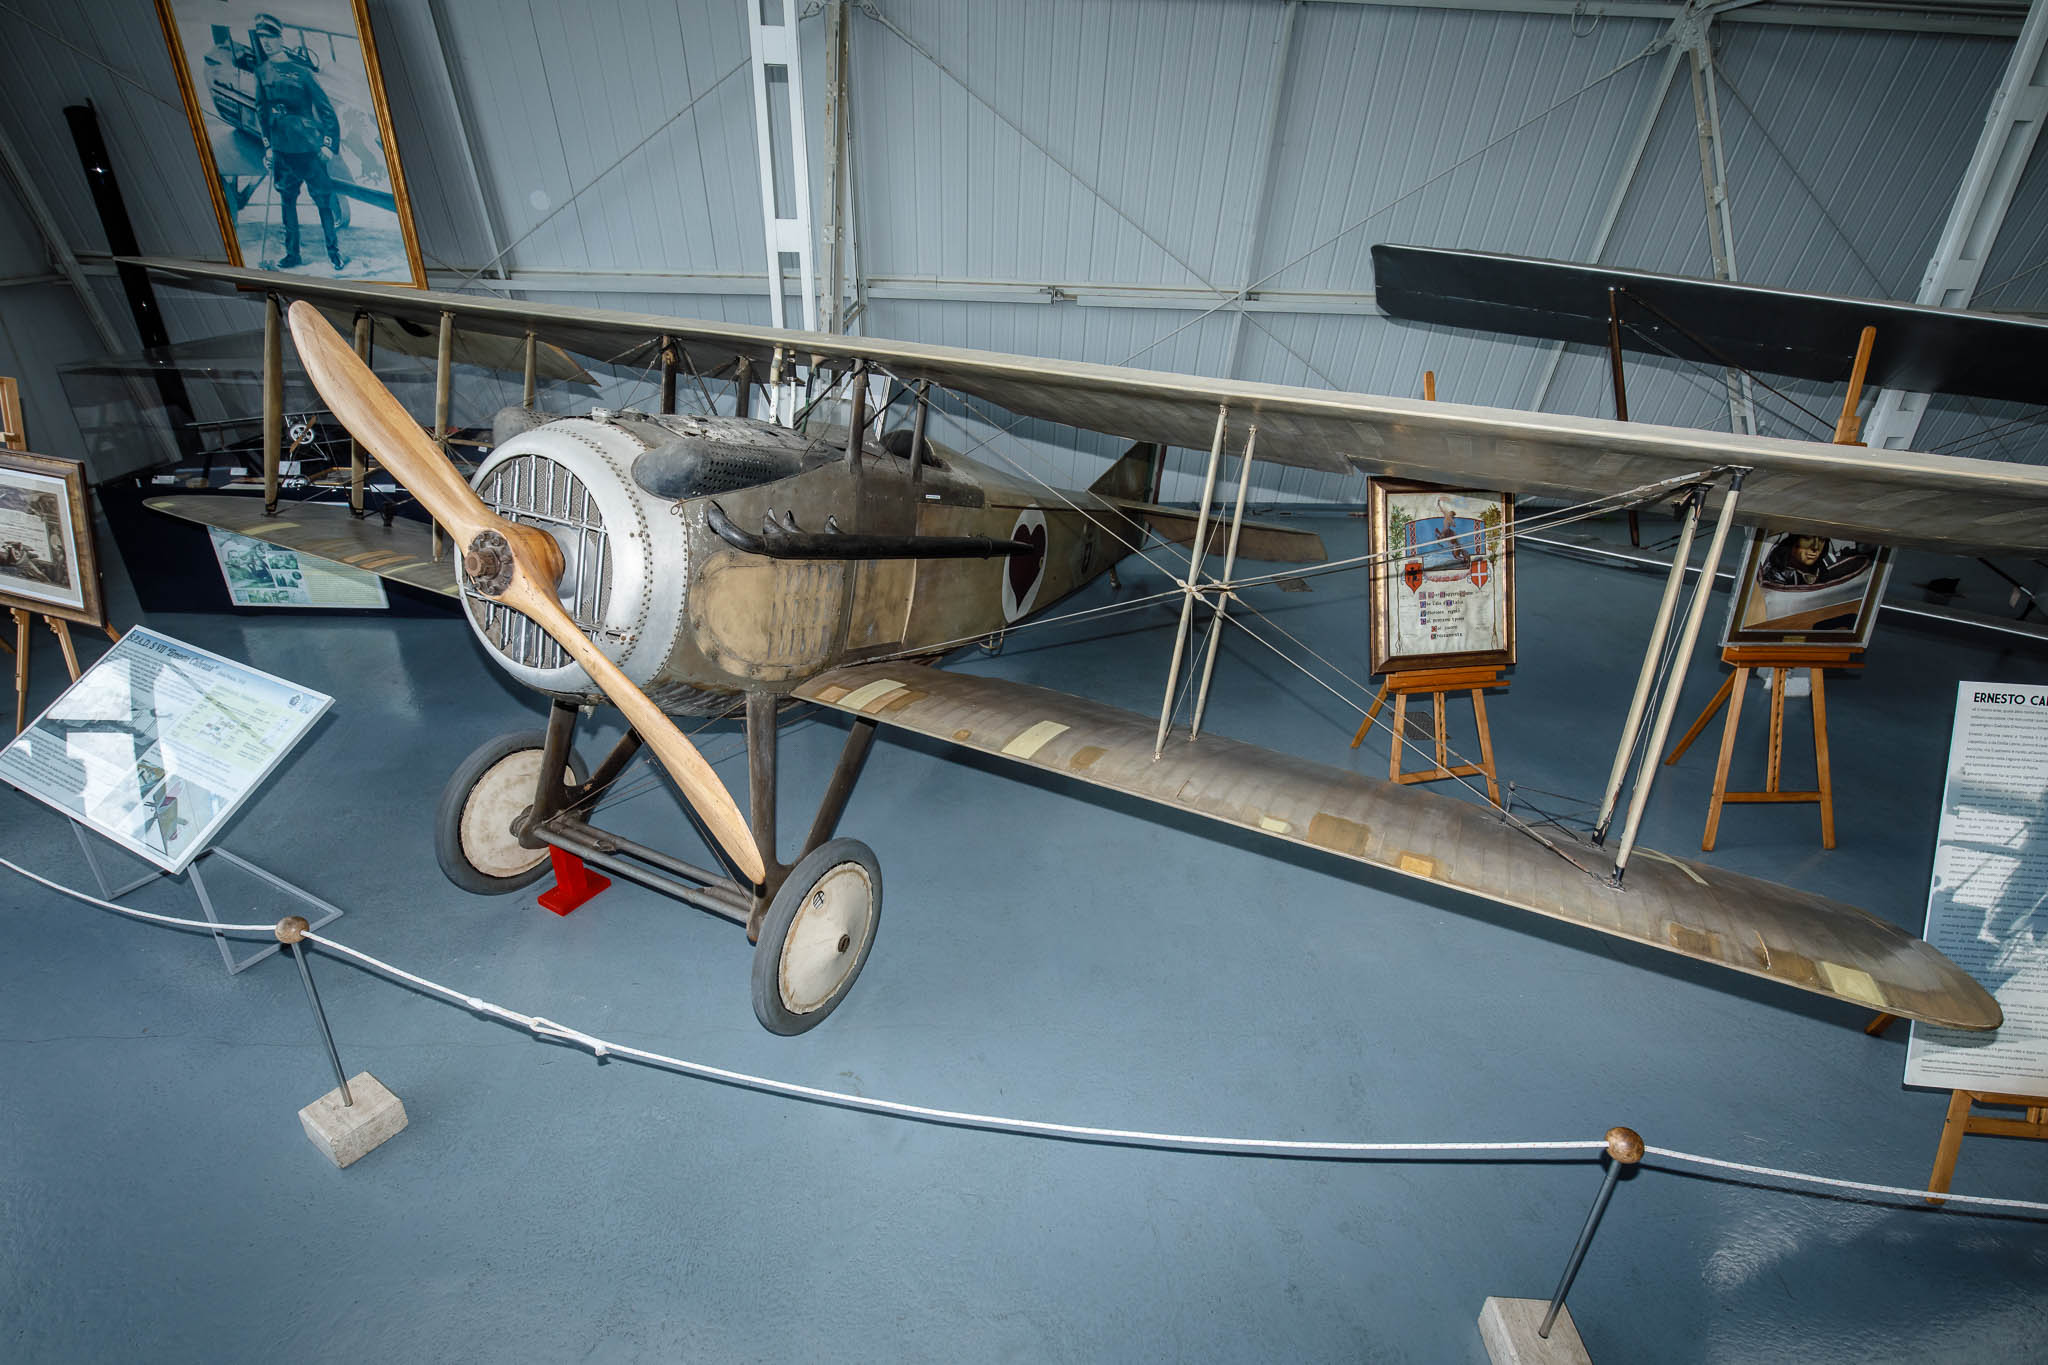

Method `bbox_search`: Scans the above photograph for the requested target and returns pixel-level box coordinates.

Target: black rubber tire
[751,838,883,1035]
[433,730,587,895]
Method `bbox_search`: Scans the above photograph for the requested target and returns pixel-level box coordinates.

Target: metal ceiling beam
[1682,10,1759,434]
[1224,1,1301,382]
[1306,0,2025,38]
[424,0,510,282]
[1864,0,2048,452]
[1526,39,1684,411]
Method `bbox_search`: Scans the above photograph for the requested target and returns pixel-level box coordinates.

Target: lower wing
[794,662,1998,1031]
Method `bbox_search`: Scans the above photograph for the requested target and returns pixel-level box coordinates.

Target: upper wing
[135,257,2048,557]
[794,662,2000,1032]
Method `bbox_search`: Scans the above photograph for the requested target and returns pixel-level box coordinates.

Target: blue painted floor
[2,510,2044,1362]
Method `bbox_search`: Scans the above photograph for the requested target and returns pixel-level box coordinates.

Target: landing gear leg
[743,692,882,1033]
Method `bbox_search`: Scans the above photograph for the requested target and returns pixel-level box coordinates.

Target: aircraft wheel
[752,838,882,1035]
[434,731,586,895]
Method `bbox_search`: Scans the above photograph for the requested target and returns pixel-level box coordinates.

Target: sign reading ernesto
[0,628,331,873]
[1906,681,2048,1096]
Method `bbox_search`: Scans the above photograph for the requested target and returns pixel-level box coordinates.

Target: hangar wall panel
[0,2,2043,480]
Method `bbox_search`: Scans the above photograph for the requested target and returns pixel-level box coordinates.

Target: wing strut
[1153,404,1230,759]
[1602,469,1749,885]
[1593,483,1707,840]
[1188,424,1259,742]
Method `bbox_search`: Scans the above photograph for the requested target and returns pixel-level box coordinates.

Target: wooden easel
[1350,666,1507,806]
[1662,645,1860,850]
[1925,1089,2048,1204]
[2,376,120,732]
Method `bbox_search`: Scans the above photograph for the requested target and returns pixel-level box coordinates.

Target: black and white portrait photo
[156,0,425,285]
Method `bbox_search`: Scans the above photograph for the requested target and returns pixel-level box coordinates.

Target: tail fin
[1090,441,1161,502]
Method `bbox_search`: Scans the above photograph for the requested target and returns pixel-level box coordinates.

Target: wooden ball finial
[275,916,311,944]
[1606,1126,1644,1164]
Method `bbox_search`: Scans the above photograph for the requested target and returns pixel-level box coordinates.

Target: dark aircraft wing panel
[1373,243,2048,406]
[793,661,2001,1032]
[133,257,2048,557]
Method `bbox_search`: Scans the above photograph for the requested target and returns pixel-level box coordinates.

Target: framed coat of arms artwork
[1367,478,1515,674]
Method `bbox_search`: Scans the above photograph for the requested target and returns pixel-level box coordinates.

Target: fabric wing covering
[794,663,2001,1032]
[136,257,2048,558]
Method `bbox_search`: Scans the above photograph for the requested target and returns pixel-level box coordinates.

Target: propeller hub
[462,530,515,596]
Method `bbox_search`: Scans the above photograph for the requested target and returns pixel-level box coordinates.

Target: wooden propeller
[285,301,766,885]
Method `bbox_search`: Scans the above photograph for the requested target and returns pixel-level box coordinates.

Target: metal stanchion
[277,916,351,1108]
[1540,1126,1643,1339]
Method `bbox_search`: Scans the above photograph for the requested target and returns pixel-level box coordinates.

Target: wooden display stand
[3,377,120,732]
[1925,1089,2048,1205]
[1350,665,1506,807]
[1662,645,1861,851]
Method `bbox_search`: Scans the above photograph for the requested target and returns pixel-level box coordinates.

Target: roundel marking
[1001,507,1049,623]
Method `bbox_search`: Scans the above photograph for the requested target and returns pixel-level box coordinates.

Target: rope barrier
[0,855,277,936]
[5,859,2045,1214]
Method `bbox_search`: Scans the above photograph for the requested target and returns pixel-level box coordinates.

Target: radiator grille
[464,454,614,671]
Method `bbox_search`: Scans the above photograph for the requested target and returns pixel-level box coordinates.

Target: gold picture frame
[0,449,105,629]
[1367,478,1516,674]
[155,0,425,288]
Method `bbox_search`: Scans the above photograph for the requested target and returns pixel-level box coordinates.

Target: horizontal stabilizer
[1104,497,1327,564]
[794,662,1999,1032]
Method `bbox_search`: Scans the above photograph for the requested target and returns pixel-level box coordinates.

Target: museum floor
[2,509,2043,1363]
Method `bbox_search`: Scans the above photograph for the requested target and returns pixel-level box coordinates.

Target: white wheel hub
[459,750,556,879]
[779,862,876,1015]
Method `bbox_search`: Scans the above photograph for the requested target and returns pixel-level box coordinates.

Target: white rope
[8,861,2044,1215]
[0,856,277,936]
[1644,1146,2048,1215]
[303,931,1593,1159]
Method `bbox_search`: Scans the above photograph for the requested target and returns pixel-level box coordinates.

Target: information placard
[0,628,331,874]
[1905,681,2048,1095]
[209,529,388,609]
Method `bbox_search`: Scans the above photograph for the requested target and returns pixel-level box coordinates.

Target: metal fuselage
[464,409,1138,709]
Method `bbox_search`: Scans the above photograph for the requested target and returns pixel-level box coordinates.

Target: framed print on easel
[155,0,426,287]
[1367,478,1516,674]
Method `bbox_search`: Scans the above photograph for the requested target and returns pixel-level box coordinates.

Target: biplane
[130,255,2048,1035]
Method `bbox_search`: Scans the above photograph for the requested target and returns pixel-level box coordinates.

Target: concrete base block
[298,1071,407,1169]
[1479,1296,1591,1365]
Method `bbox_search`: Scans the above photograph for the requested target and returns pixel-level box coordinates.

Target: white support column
[1865,0,2048,451]
[818,0,860,335]
[746,0,819,332]
[1683,20,1757,434]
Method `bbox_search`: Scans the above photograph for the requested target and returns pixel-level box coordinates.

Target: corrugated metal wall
[0,1,2041,495]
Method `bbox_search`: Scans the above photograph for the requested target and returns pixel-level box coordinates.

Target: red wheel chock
[536,846,611,916]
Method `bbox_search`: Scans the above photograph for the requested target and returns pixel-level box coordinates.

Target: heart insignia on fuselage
[1002,507,1049,622]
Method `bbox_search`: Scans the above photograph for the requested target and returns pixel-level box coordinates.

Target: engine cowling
[462,408,834,712]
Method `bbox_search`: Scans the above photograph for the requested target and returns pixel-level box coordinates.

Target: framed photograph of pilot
[0,450,104,629]
[1367,478,1515,674]
[1722,527,1893,650]
[154,0,425,287]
